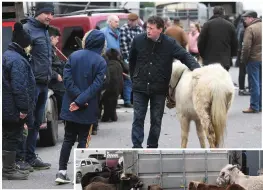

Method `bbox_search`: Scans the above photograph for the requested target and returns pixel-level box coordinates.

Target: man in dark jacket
[198,6,238,71]
[48,26,65,118]
[237,20,250,96]
[129,16,200,148]
[22,2,54,169]
[55,30,107,184]
[2,22,35,180]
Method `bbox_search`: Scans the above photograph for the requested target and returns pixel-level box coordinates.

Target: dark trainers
[124,103,133,108]
[239,90,250,96]
[16,160,34,172]
[55,172,71,184]
[29,156,51,170]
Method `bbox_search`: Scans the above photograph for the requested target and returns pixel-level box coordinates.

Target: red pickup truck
[2,9,142,147]
[50,9,143,60]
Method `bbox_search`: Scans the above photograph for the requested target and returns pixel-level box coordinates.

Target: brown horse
[84,182,115,190]
[226,184,246,190]
[148,184,163,190]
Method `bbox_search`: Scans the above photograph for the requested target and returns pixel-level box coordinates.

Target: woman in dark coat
[2,22,35,180]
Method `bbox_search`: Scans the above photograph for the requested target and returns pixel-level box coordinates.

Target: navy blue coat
[60,30,107,124]
[2,43,36,122]
[23,17,52,84]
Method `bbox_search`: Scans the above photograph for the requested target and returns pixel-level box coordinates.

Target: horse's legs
[195,119,206,148]
[192,90,216,148]
[180,117,190,148]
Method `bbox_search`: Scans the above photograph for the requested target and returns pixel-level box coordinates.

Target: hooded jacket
[23,17,52,84]
[60,30,107,124]
[241,18,262,64]
[3,43,36,122]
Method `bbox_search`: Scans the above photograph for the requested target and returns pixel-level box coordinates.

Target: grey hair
[106,15,119,25]
[163,16,170,23]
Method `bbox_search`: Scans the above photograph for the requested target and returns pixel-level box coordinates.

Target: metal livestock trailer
[123,150,229,190]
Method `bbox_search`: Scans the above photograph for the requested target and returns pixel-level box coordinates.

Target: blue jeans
[59,121,90,170]
[26,84,48,162]
[123,78,132,104]
[246,61,262,111]
[131,92,166,148]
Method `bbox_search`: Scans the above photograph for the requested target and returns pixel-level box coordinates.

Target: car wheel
[39,96,58,146]
[76,172,82,183]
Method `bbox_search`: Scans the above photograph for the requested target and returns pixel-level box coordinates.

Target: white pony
[216,164,263,190]
[168,60,235,148]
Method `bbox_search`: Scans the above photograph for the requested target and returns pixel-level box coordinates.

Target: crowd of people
[2,1,262,185]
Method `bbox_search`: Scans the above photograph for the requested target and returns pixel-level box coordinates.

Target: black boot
[2,150,29,180]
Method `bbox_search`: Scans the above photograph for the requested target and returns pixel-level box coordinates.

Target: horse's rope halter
[167,70,185,108]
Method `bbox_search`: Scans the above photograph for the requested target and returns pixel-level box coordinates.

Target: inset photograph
[75,149,263,190]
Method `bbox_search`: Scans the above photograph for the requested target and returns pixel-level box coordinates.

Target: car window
[92,161,100,165]
[86,160,91,165]
[81,160,86,166]
[96,18,128,29]
[89,154,106,160]
[62,26,84,57]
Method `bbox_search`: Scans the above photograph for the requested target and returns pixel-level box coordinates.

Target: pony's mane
[170,60,189,87]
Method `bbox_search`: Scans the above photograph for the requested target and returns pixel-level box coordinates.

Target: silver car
[75,158,102,183]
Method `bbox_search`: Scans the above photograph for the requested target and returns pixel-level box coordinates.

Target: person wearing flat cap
[2,22,36,180]
[241,11,262,113]
[120,13,144,108]
[22,2,54,170]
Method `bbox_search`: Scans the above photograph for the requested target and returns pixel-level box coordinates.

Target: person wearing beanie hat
[22,2,54,170]
[241,10,262,113]
[12,22,31,49]
[2,22,36,180]
[34,2,54,18]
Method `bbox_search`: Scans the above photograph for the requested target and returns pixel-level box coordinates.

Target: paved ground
[89,66,262,148]
[2,66,262,189]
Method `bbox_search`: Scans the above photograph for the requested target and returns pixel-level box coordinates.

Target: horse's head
[216,164,241,187]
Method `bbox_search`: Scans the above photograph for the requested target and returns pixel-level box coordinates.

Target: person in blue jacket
[22,2,54,169]
[55,29,107,184]
[2,22,35,180]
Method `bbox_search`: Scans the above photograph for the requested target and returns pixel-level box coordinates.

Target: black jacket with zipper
[129,33,200,95]
[23,17,52,85]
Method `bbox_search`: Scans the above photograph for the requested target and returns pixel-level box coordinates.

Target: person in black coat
[198,6,238,71]
[2,22,35,180]
[129,16,200,148]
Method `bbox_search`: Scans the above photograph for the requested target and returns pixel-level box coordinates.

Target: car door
[86,159,94,173]
[80,160,87,174]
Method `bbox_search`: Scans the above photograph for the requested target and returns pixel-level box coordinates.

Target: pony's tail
[211,86,233,147]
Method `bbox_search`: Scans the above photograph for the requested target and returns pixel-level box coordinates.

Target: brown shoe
[242,108,259,113]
